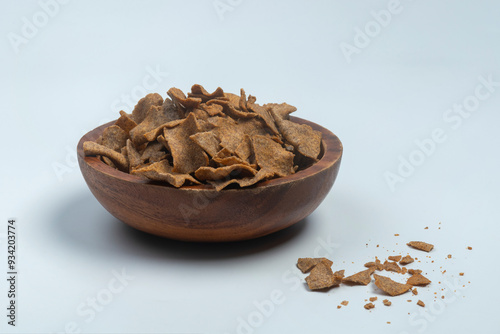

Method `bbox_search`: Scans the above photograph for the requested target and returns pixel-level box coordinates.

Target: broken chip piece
[406,273,431,286]
[296,258,333,273]
[373,274,412,296]
[399,255,414,265]
[407,241,434,252]
[305,262,340,290]
[342,267,375,286]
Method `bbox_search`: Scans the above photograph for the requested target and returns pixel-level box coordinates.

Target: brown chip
[234,135,254,164]
[364,303,375,310]
[130,93,163,123]
[417,300,425,307]
[167,87,202,110]
[373,274,412,296]
[163,113,209,174]
[188,84,225,102]
[126,139,143,170]
[83,141,128,172]
[296,258,333,273]
[194,164,257,181]
[407,241,434,252]
[190,131,221,157]
[408,269,422,275]
[364,258,384,271]
[207,168,275,191]
[388,255,402,262]
[211,148,254,167]
[369,297,378,302]
[364,261,377,268]
[383,299,391,306]
[401,267,408,274]
[247,99,279,135]
[341,300,349,306]
[143,119,184,142]
[200,103,225,117]
[131,160,201,188]
[412,288,418,295]
[206,98,256,119]
[305,262,339,290]
[162,98,183,121]
[383,260,402,273]
[274,117,322,161]
[406,274,431,286]
[101,125,128,152]
[252,135,295,177]
[342,267,375,285]
[264,102,297,120]
[130,105,174,146]
[115,110,137,134]
[399,255,414,265]
[141,141,167,163]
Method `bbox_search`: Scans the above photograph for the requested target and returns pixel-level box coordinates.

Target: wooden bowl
[77,117,343,242]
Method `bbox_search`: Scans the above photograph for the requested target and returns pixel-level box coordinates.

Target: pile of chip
[83,85,322,190]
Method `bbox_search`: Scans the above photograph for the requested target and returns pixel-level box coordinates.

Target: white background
[1,0,500,333]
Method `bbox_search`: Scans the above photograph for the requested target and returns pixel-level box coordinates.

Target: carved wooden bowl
[77,117,343,242]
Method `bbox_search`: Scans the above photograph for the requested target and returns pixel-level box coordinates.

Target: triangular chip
[188,84,225,102]
[406,274,431,286]
[373,274,412,296]
[274,117,322,160]
[143,119,184,143]
[383,260,402,273]
[234,135,254,164]
[190,131,221,157]
[342,267,375,285]
[131,160,201,188]
[251,135,295,177]
[305,262,339,290]
[163,113,208,174]
[247,99,279,135]
[399,255,414,265]
[130,93,163,123]
[126,139,143,170]
[264,102,297,120]
[296,258,333,273]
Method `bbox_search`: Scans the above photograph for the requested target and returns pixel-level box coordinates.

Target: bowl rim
[77,116,343,192]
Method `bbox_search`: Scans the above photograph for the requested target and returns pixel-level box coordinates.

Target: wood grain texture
[77,116,343,242]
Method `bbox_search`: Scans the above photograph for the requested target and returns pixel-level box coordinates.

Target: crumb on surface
[370,297,378,302]
[417,300,425,307]
[364,303,375,310]
[383,299,391,306]
[341,300,349,306]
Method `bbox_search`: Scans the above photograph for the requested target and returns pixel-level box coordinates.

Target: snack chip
[383,260,402,273]
[388,255,402,262]
[373,274,412,296]
[406,273,431,286]
[407,241,434,252]
[83,85,323,190]
[296,258,333,273]
[399,255,414,265]
[342,267,375,285]
[305,262,339,290]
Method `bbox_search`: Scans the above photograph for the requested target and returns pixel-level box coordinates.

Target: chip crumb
[394,234,400,236]
[341,300,349,306]
[447,254,452,259]
[383,299,391,306]
[401,267,408,274]
[407,300,412,302]
[337,305,341,309]
[417,300,425,307]
[412,288,418,295]
[364,303,375,310]
[441,296,445,299]
[424,227,429,229]
[369,297,378,302]
[387,322,391,324]
[459,272,464,276]
[407,241,434,252]
[408,269,422,275]
[467,246,472,250]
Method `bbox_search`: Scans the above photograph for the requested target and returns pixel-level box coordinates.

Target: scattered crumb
[424,227,429,229]
[441,296,445,299]
[337,305,341,309]
[467,246,472,250]
[369,297,378,302]
[401,267,408,274]
[407,300,412,302]
[394,234,400,236]
[442,270,446,274]
[383,299,391,306]
[417,300,425,307]
[364,303,375,310]
[377,245,379,248]
[459,273,464,276]
[341,300,349,306]
[447,254,452,259]
[412,288,418,295]
[387,321,391,324]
